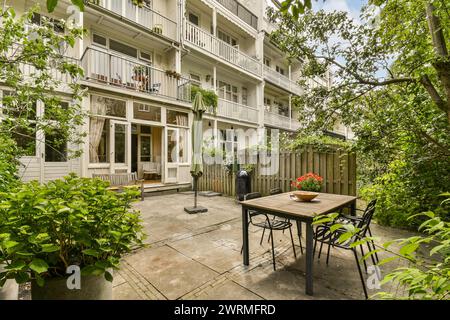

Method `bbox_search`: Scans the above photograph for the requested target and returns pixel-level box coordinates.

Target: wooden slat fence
[197,148,356,197]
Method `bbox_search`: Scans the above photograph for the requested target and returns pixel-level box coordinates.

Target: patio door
[110,120,130,173]
[165,128,179,183]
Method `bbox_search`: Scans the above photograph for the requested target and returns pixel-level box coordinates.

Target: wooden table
[240,192,357,296]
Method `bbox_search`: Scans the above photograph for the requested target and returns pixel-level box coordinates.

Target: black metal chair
[241,192,297,271]
[313,200,377,299]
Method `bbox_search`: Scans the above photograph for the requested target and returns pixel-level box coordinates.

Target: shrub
[0,134,20,193]
[0,174,146,287]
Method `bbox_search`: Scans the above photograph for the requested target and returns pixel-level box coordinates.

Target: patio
[109,192,414,300]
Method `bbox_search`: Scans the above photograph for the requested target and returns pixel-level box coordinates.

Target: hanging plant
[191,86,218,115]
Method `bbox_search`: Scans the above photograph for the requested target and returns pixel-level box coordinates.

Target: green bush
[0,134,20,193]
[0,174,146,286]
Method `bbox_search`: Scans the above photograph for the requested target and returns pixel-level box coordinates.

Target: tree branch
[420,74,447,113]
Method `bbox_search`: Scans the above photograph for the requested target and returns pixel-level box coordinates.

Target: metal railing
[263,65,303,96]
[215,0,258,29]
[264,110,301,131]
[184,21,262,76]
[87,0,178,41]
[215,98,259,124]
[81,47,191,102]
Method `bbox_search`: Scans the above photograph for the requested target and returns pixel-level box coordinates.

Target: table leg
[305,221,314,295]
[242,206,249,266]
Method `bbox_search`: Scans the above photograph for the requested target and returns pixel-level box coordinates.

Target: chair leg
[269,228,276,271]
[313,238,317,258]
[368,227,379,263]
[367,242,377,267]
[353,249,369,299]
[288,226,297,259]
[260,228,266,246]
[359,245,368,272]
[326,243,332,265]
[318,237,325,259]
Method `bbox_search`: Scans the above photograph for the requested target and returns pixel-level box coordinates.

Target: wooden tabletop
[240,192,357,220]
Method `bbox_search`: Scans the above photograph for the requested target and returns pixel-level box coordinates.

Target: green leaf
[399,243,419,256]
[82,249,100,257]
[104,270,113,282]
[3,240,19,249]
[15,271,30,284]
[71,0,85,11]
[46,0,58,13]
[5,260,26,271]
[41,244,60,253]
[29,259,49,274]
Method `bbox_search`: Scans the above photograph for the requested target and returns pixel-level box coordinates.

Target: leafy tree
[267,1,450,227]
[0,6,85,164]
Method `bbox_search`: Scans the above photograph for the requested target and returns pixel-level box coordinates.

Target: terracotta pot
[31,273,112,300]
[292,191,319,202]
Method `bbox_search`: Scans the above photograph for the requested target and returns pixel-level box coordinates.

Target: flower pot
[0,264,19,300]
[31,273,112,300]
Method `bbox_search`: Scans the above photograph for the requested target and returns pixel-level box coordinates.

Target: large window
[166,110,188,127]
[114,123,126,163]
[218,81,238,103]
[167,128,188,163]
[91,95,126,118]
[12,125,36,157]
[218,30,237,47]
[89,118,109,163]
[133,102,161,122]
[45,130,67,162]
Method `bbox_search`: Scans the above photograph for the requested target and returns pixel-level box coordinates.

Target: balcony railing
[264,110,301,131]
[184,21,262,76]
[87,0,178,41]
[214,98,259,124]
[215,0,258,30]
[81,47,191,102]
[263,66,303,96]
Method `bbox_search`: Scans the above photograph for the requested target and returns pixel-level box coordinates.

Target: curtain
[89,96,107,163]
[176,114,188,126]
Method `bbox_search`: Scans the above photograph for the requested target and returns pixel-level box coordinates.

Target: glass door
[165,128,179,183]
[110,120,129,173]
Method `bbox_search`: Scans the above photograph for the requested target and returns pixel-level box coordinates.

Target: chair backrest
[356,199,377,235]
[92,172,137,187]
[244,192,261,201]
[270,188,283,195]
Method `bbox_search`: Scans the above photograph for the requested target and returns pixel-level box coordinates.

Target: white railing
[184,21,262,76]
[88,0,177,41]
[215,98,259,124]
[263,65,303,96]
[264,110,301,131]
[81,47,191,102]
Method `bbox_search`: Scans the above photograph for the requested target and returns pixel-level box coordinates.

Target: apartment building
[4,0,333,189]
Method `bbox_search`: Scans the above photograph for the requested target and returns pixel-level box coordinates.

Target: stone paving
[110,192,415,300]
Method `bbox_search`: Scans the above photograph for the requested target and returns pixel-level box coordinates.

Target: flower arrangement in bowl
[291,173,323,192]
[291,173,323,202]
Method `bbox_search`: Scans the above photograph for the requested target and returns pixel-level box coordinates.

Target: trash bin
[236,170,251,201]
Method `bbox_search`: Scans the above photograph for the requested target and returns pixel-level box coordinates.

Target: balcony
[184,21,262,77]
[215,0,258,30]
[81,47,191,102]
[211,98,259,124]
[263,66,303,96]
[87,0,178,42]
[264,110,301,131]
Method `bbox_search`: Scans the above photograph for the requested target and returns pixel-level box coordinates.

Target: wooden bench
[92,172,145,201]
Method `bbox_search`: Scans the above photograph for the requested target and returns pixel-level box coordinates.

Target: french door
[165,128,179,183]
[110,120,130,173]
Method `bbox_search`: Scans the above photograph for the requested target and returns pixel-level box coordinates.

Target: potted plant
[0,174,145,300]
[291,172,323,192]
[191,86,218,115]
[165,70,181,80]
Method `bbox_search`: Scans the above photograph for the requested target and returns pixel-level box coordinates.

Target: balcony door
[165,128,179,183]
[110,120,130,173]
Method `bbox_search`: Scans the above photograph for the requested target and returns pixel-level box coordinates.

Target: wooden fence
[197,148,356,197]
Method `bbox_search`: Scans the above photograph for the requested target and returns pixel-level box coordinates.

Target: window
[140,135,151,162]
[167,110,188,127]
[263,57,271,67]
[218,81,238,103]
[12,125,36,157]
[218,30,237,46]
[133,103,161,122]
[178,128,188,163]
[91,95,126,118]
[31,13,65,33]
[45,130,67,162]
[189,12,199,26]
[264,97,271,106]
[242,87,248,106]
[109,39,137,58]
[93,34,107,47]
[44,101,68,120]
[114,123,126,163]
[276,66,285,76]
[89,118,109,163]
[139,51,152,63]
[190,73,201,87]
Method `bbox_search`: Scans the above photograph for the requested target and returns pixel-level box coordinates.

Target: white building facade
[5,0,337,187]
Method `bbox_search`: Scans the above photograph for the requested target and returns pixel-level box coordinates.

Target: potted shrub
[0,174,145,300]
[291,172,323,192]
